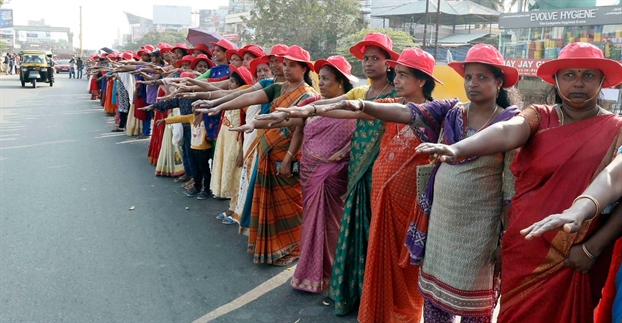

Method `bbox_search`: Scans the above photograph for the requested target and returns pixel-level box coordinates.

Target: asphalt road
[0,73,358,323]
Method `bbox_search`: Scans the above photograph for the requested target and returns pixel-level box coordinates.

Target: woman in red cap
[194,38,235,83]
[277,32,398,315]
[197,45,318,266]
[325,43,522,321]
[238,45,266,69]
[210,65,253,222]
[231,55,358,291]
[417,42,622,323]
[189,43,212,59]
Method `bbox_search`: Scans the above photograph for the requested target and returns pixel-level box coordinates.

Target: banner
[499,5,622,28]
[504,58,548,76]
[0,9,13,28]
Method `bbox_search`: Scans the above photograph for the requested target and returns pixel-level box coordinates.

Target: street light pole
[79,6,83,56]
[433,0,441,59]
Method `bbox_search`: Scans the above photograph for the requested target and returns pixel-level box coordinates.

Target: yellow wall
[431,65,468,102]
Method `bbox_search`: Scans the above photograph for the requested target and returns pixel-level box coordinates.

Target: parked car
[55,60,70,73]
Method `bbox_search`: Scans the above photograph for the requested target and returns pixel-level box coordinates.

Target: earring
[496,87,501,98]
[387,66,390,72]
[420,83,424,88]
[339,85,342,88]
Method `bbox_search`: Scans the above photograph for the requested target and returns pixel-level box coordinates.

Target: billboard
[199,9,227,32]
[499,5,622,28]
[153,5,192,26]
[0,9,14,28]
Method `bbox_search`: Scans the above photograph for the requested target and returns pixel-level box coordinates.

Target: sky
[3,0,230,49]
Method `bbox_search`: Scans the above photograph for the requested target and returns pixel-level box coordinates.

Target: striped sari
[247,83,317,264]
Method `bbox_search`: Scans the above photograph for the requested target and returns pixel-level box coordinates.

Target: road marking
[95,133,127,139]
[115,138,151,144]
[0,139,77,150]
[0,138,16,141]
[193,265,296,323]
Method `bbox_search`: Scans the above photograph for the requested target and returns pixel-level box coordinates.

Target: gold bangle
[582,243,597,259]
[358,99,366,113]
[572,195,600,219]
[208,92,211,100]
[287,150,294,158]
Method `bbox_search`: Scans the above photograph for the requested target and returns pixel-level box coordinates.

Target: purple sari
[290,116,357,293]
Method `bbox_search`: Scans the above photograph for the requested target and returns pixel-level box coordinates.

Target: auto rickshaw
[19,50,54,88]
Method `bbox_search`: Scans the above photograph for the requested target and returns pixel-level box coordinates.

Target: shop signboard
[504,58,548,76]
[499,5,622,28]
[223,34,239,41]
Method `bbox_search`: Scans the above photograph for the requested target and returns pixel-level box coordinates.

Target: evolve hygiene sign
[499,5,622,28]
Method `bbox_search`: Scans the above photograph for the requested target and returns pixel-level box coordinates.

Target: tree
[243,0,365,60]
[119,30,189,51]
[336,28,416,78]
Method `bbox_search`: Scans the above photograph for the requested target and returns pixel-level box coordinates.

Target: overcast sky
[3,0,229,49]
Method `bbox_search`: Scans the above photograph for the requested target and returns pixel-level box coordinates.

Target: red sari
[104,78,117,115]
[500,105,622,323]
[147,88,168,165]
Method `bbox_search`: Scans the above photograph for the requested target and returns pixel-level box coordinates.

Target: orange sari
[358,115,427,323]
[247,83,317,264]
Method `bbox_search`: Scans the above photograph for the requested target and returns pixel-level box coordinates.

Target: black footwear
[185,189,200,197]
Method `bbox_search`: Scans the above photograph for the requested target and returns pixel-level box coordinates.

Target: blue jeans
[142,110,153,136]
[181,123,194,178]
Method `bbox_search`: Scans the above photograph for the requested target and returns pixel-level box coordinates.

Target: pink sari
[290,114,356,293]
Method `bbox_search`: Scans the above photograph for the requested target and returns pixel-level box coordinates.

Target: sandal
[273,255,299,267]
[174,175,190,183]
[111,128,124,132]
[183,179,195,190]
[222,216,238,225]
[216,212,227,220]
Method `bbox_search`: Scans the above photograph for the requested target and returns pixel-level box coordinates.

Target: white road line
[0,138,16,141]
[95,133,127,139]
[115,138,150,144]
[0,139,77,150]
[193,266,296,323]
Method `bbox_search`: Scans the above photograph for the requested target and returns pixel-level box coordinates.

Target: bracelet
[581,243,597,260]
[287,150,294,158]
[358,99,366,113]
[312,104,317,116]
[572,195,600,219]
[208,92,211,100]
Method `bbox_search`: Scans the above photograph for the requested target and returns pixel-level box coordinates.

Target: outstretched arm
[196,90,269,116]
[522,153,622,239]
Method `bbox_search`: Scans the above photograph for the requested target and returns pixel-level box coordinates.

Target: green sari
[329,90,396,315]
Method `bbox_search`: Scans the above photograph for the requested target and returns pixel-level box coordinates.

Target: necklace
[365,82,390,101]
[467,103,498,132]
[282,80,305,94]
[559,104,601,126]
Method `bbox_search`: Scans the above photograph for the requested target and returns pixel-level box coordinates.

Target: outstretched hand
[324,100,362,112]
[255,112,288,127]
[275,105,312,118]
[139,105,155,111]
[520,209,587,240]
[192,99,215,109]
[155,119,165,126]
[415,143,458,163]
[229,122,256,134]
[195,107,221,116]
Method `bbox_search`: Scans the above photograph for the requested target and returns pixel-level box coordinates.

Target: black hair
[382,50,396,85]
[485,65,522,109]
[295,61,314,87]
[323,65,354,93]
[231,72,246,86]
[409,67,435,102]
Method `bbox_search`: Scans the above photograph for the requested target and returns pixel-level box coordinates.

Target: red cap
[107,52,117,59]
[314,55,359,84]
[158,42,172,50]
[189,43,213,58]
[249,57,271,77]
[120,52,133,61]
[267,44,288,57]
[230,65,254,85]
[448,44,518,88]
[191,54,215,70]
[387,48,442,84]
[537,42,622,88]
[349,33,399,61]
[278,45,313,71]
[238,45,266,59]
[180,71,196,79]
[175,55,195,68]
[210,38,236,52]
[162,43,187,54]
[225,49,242,62]
[137,45,155,56]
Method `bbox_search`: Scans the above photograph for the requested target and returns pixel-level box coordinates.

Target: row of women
[85,33,622,323]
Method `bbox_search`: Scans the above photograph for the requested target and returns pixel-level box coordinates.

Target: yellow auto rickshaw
[19,50,55,88]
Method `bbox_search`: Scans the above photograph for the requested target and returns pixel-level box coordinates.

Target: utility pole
[79,6,83,56]
[423,0,430,48]
[433,0,441,59]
